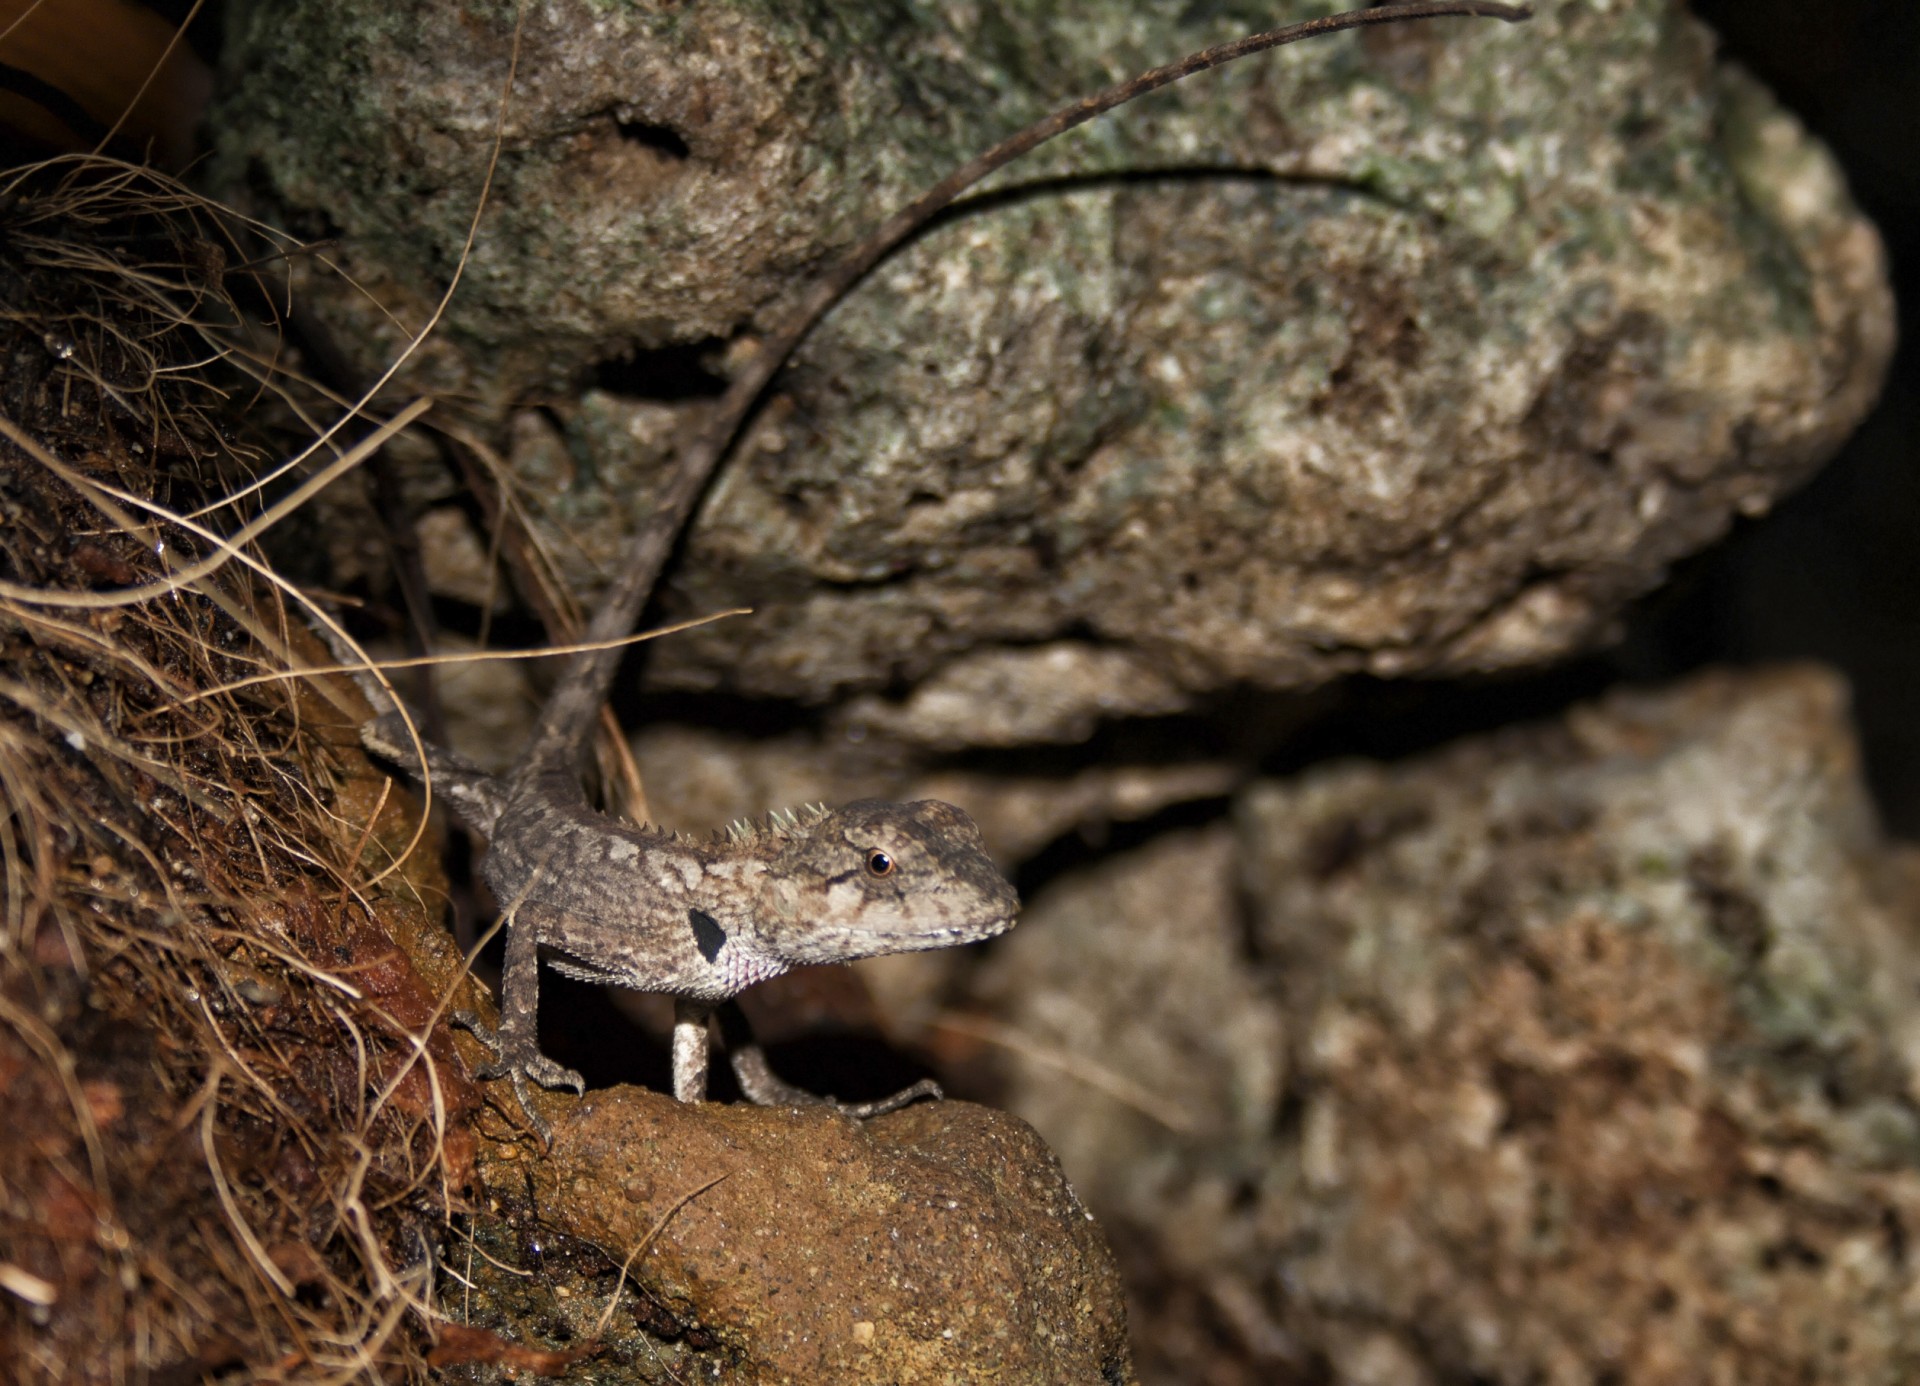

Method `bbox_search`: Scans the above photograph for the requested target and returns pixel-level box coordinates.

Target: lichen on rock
[213,0,1891,737]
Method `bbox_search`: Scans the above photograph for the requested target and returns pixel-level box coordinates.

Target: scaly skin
[362,714,1017,1139]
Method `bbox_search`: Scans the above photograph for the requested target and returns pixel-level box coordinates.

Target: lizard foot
[451,1009,584,1142]
[826,1077,944,1120]
[729,1038,943,1118]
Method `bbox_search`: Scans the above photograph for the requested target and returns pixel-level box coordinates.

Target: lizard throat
[717,944,785,997]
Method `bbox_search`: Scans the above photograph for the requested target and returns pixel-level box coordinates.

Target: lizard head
[749,799,1019,966]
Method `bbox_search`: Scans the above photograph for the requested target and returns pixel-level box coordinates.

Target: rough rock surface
[212,1,1891,728]
[461,1092,1133,1383]
[984,667,1920,1385]
[978,824,1288,1182]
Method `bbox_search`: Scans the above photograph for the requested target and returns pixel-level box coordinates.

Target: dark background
[1634,0,1920,833]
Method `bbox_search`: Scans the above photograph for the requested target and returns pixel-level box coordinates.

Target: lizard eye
[865,849,894,877]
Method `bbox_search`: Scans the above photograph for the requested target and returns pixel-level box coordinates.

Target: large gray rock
[985,667,1920,1385]
[212,1,1891,731]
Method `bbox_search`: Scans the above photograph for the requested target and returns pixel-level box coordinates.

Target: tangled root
[0,156,478,1384]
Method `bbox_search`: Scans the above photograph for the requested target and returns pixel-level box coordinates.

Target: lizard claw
[450,1008,492,1047]
[450,1010,584,1143]
[727,1033,944,1118]
[519,1051,587,1095]
[827,1077,944,1120]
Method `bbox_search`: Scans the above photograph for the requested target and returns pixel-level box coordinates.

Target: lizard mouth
[853,916,1007,949]
[900,913,1018,946]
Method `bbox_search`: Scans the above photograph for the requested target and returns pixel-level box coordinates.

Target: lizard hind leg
[717,1000,942,1119]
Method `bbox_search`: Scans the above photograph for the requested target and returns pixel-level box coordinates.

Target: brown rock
[479,1093,1133,1382]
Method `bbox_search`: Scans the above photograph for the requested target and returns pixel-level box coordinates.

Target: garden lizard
[360,1,1526,1139]
[362,711,1016,1137]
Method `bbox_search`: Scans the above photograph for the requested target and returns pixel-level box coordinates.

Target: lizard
[361,711,1016,1133]
[359,2,1529,1140]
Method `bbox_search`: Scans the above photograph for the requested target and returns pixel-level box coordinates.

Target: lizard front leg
[453,914,584,1142]
[672,998,714,1101]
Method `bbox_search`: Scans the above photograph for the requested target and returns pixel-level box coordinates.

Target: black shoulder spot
[689,908,728,962]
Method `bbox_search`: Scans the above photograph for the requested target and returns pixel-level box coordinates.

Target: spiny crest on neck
[716,801,833,845]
